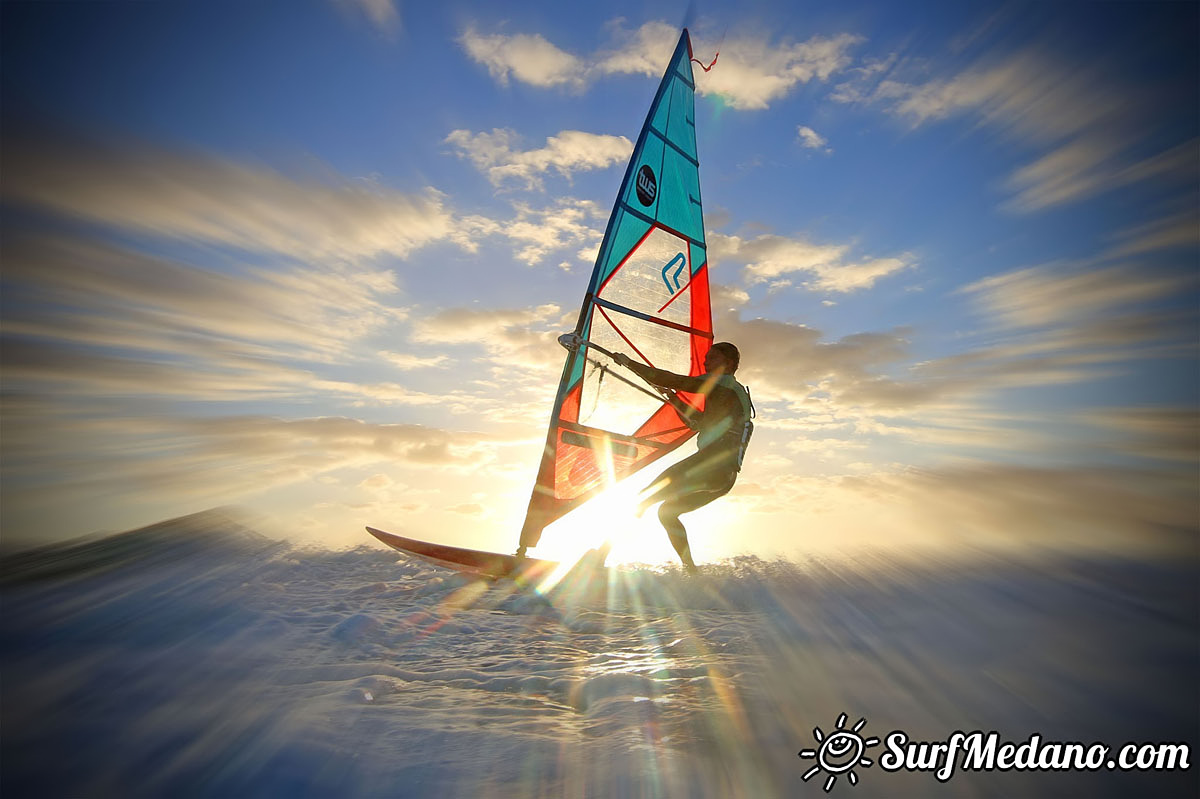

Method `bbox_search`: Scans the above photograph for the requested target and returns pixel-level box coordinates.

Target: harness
[697,375,756,470]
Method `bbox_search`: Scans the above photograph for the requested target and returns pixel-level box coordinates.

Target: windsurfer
[613,342,753,575]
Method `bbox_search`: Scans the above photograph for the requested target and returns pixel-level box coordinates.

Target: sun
[798,713,880,792]
[533,478,680,567]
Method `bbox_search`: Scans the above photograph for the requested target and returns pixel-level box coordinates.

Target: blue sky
[2,0,1196,564]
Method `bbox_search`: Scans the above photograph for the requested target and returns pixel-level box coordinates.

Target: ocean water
[2,512,1196,797]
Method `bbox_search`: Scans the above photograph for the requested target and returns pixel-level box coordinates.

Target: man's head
[705,342,740,374]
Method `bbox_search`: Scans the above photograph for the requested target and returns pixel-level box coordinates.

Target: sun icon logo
[798,712,880,792]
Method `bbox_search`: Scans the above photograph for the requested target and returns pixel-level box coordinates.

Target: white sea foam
[1,511,1195,797]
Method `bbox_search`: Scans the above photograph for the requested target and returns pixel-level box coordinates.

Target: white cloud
[338,0,399,34]
[413,194,605,270]
[458,28,586,89]
[497,198,606,266]
[711,232,914,293]
[594,20,680,77]
[695,32,862,110]
[459,21,860,111]
[796,125,831,153]
[358,473,395,491]
[445,128,632,189]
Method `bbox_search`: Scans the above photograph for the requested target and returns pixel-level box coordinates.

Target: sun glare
[534,476,681,568]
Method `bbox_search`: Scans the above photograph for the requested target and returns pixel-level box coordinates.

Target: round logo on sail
[635,165,657,206]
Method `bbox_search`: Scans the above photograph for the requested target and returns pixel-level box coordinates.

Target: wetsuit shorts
[652,446,739,515]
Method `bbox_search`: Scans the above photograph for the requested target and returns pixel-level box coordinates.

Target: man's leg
[657,477,734,575]
[658,499,698,574]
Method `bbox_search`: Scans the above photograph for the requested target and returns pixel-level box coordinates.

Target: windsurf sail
[519,28,713,550]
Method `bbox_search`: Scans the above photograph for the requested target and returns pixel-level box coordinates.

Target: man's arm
[614,354,713,394]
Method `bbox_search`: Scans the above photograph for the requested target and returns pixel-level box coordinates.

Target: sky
[1,0,1196,565]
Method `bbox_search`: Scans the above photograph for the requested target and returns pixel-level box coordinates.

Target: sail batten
[519,29,713,550]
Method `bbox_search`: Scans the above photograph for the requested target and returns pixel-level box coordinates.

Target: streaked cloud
[0,229,501,410]
[710,231,914,293]
[1,132,456,261]
[960,263,1184,331]
[380,352,451,370]
[713,242,1194,432]
[1,331,463,409]
[2,233,402,361]
[445,502,488,517]
[1081,407,1200,463]
[405,303,576,426]
[412,304,566,374]
[1100,208,1200,261]
[413,304,560,345]
[0,226,496,414]
[2,411,501,510]
[743,463,1194,557]
[445,128,632,189]
[1003,138,1197,213]
[715,310,914,408]
[831,49,1196,211]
